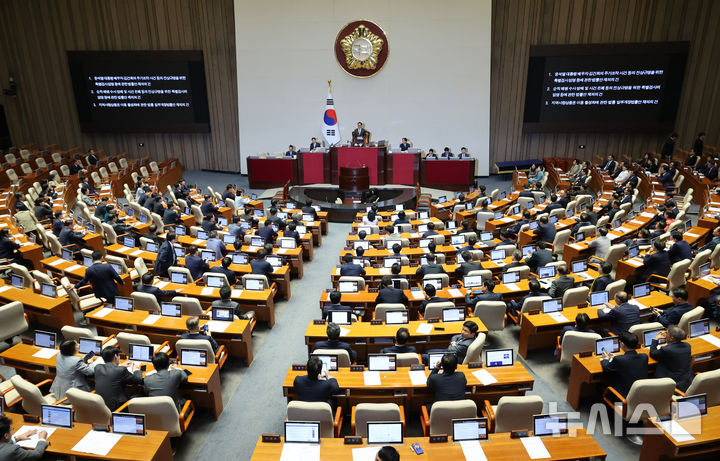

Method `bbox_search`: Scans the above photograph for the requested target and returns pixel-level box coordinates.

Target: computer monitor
[206,274,225,288]
[510,205,521,215]
[281,239,297,249]
[428,352,445,369]
[170,272,188,284]
[418,211,429,220]
[384,257,401,268]
[572,259,588,273]
[352,241,370,253]
[451,234,466,245]
[175,226,186,236]
[250,193,258,201]
[526,200,535,209]
[250,236,264,247]
[61,247,74,261]
[78,338,102,355]
[494,211,504,219]
[338,281,358,293]
[538,265,556,279]
[328,310,351,325]
[34,330,56,349]
[244,278,264,291]
[222,234,236,245]
[589,291,609,307]
[267,255,283,268]
[689,319,710,338]
[284,421,320,444]
[10,274,23,289]
[143,241,158,253]
[533,414,568,437]
[231,252,248,265]
[529,221,539,231]
[253,209,263,217]
[201,249,217,262]
[138,214,147,224]
[446,221,457,230]
[392,279,404,289]
[160,302,182,318]
[385,310,409,325]
[128,343,153,362]
[386,239,402,250]
[685,220,693,232]
[300,213,314,223]
[490,249,505,261]
[549,215,558,224]
[633,283,651,298]
[485,348,514,367]
[86,222,95,233]
[41,405,72,428]
[296,225,308,235]
[463,275,483,288]
[419,257,429,266]
[700,262,711,277]
[464,202,473,211]
[452,418,489,442]
[211,307,234,321]
[40,282,57,298]
[437,196,447,204]
[627,245,640,259]
[366,421,404,445]
[673,394,707,420]
[418,238,431,248]
[567,209,574,218]
[310,354,339,372]
[417,224,428,233]
[542,298,563,313]
[522,245,536,258]
[180,348,207,367]
[110,263,123,275]
[217,217,228,227]
[122,236,136,248]
[196,231,208,240]
[112,413,146,436]
[115,296,134,311]
[82,255,93,267]
[367,354,397,371]
[423,278,441,291]
[614,219,622,228]
[643,328,666,347]
[479,232,493,242]
[502,271,520,284]
[442,308,465,323]
[353,257,366,266]
[595,337,620,355]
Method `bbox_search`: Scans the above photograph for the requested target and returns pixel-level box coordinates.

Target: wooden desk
[0,283,75,330]
[566,330,720,410]
[518,291,673,359]
[5,412,172,460]
[640,405,720,461]
[686,270,720,307]
[251,430,606,460]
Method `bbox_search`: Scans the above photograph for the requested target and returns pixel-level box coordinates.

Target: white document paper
[626,258,644,267]
[379,268,391,275]
[206,320,230,333]
[628,299,649,310]
[231,289,244,298]
[247,245,259,252]
[363,371,381,386]
[94,307,113,318]
[447,288,463,298]
[32,348,59,359]
[685,232,700,238]
[657,419,695,443]
[71,430,123,456]
[700,334,720,348]
[640,212,654,218]
[615,227,630,233]
[154,281,170,289]
[201,287,215,296]
[568,243,584,250]
[500,217,515,223]
[472,368,498,385]
[193,239,205,245]
[0,285,11,293]
[503,283,520,291]
[334,268,340,275]
[521,436,552,459]
[410,290,425,300]
[13,426,57,448]
[115,246,129,253]
[130,250,144,256]
[339,327,351,337]
[548,312,569,323]
[65,264,83,272]
[408,370,427,386]
[460,440,488,461]
[278,248,288,255]
[141,314,161,325]
[629,219,644,226]
[49,258,66,267]
[352,446,381,461]
[577,272,593,281]
[416,323,433,334]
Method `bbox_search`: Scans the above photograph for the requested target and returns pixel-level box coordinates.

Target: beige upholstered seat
[116,332,169,355]
[472,301,506,331]
[484,395,543,433]
[605,378,675,422]
[423,400,477,436]
[312,348,351,367]
[66,388,111,425]
[130,292,160,313]
[689,249,711,278]
[559,331,601,365]
[61,326,116,347]
[649,259,691,291]
[134,257,149,278]
[422,301,456,320]
[466,269,493,282]
[0,301,28,343]
[287,401,342,438]
[562,286,590,307]
[10,263,34,288]
[552,230,572,257]
[605,280,626,300]
[681,369,720,406]
[338,275,366,291]
[172,296,204,316]
[127,396,192,437]
[395,353,421,367]
[463,333,487,365]
[10,375,57,416]
[678,306,705,336]
[506,265,531,279]
[628,322,664,347]
[422,274,449,288]
[352,403,403,437]
[374,304,407,321]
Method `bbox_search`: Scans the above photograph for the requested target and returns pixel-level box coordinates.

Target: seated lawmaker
[185,245,210,281]
[181,316,219,352]
[597,291,640,336]
[340,253,365,276]
[210,256,237,285]
[285,145,297,157]
[641,240,671,283]
[458,147,471,159]
[250,249,274,279]
[137,272,179,304]
[425,148,438,159]
[590,262,614,292]
[440,147,454,158]
[418,284,450,316]
[381,328,416,354]
[309,137,322,150]
[315,322,356,363]
[143,352,188,411]
[600,331,648,397]
[212,285,255,320]
[0,415,49,459]
[652,287,693,327]
[534,215,556,243]
[322,290,351,320]
[293,356,340,406]
[454,250,483,277]
[399,138,410,151]
[375,275,409,305]
[668,230,692,264]
[94,346,144,410]
[466,280,503,308]
[650,325,693,392]
[415,253,445,278]
[427,353,467,407]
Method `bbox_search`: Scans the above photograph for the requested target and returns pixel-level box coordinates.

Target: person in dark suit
[466,280,503,309]
[221,185,236,202]
[510,210,533,234]
[650,325,693,392]
[351,122,368,146]
[458,147,471,159]
[591,262,614,293]
[162,204,181,225]
[657,165,675,190]
[58,219,86,247]
[393,210,410,226]
[702,226,720,253]
[416,253,445,278]
[507,280,544,319]
[526,241,553,273]
[339,253,366,276]
[200,195,218,216]
[546,195,563,212]
[181,316,219,352]
[601,331,648,397]
[597,291,640,336]
[381,328,416,354]
[376,275,409,305]
[440,147,454,158]
[668,231,692,264]
[427,354,467,407]
[74,250,124,303]
[309,137,322,150]
[257,221,277,243]
[143,352,188,411]
[285,145,298,157]
[707,160,719,181]
[301,200,317,221]
[692,132,705,159]
[653,287,694,328]
[293,356,340,407]
[399,138,410,151]
[559,313,594,342]
[315,322,357,363]
[52,210,64,236]
[443,321,480,365]
[322,290,351,320]
[418,284,450,316]
[212,285,255,320]
[548,265,575,298]
[641,240,672,283]
[572,213,594,235]
[517,185,534,199]
[137,272,179,304]
[454,250,483,277]
[660,132,678,160]
[421,222,439,238]
[93,197,109,219]
[184,245,209,281]
[154,231,178,278]
[602,155,617,174]
[151,196,166,217]
[501,250,524,273]
[210,256,237,285]
[0,415,49,459]
[620,186,634,206]
[250,249,274,280]
[201,215,220,234]
[94,346,144,410]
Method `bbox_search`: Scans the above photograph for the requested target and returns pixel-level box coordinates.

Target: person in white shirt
[362,210,379,226]
[588,226,611,259]
[614,164,631,185]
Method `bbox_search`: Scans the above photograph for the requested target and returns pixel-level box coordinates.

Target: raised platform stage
[288,185,417,222]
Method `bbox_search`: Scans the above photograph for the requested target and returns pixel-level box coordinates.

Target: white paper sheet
[685,232,700,238]
[700,334,720,348]
[193,239,205,245]
[627,299,649,310]
[115,246,130,253]
[410,290,425,300]
[65,264,83,272]
[568,243,584,250]
[351,446,381,461]
[472,368,498,385]
[278,248,288,255]
[339,327,351,337]
[500,217,515,223]
[408,370,427,386]
[657,419,696,443]
[201,287,215,296]
[49,258,66,266]
[460,440,488,461]
[141,314,161,325]
[447,288,463,298]
[503,283,520,291]
[548,312,569,323]
[628,220,644,225]
[247,245,259,252]
[206,320,229,333]
[640,212,654,218]
[155,281,169,289]
[130,249,144,256]
[416,323,433,334]
[0,285,11,293]
[231,289,244,298]
[71,430,123,456]
[363,371,381,386]
[13,426,57,448]
[625,258,643,267]
[32,348,59,359]
[378,268,391,275]
[577,272,593,281]
[94,307,113,318]
[521,436,551,459]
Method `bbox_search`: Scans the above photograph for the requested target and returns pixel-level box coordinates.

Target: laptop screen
[111,263,123,275]
[643,328,666,347]
[384,257,401,268]
[78,338,103,355]
[595,337,620,355]
[418,211,429,219]
[206,275,225,288]
[284,421,320,444]
[250,236,264,247]
[302,213,314,222]
[589,291,609,307]
[572,260,587,273]
[538,266,556,279]
[428,353,445,369]
[34,330,56,349]
[423,279,441,291]
[40,282,57,298]
[689,319,710,338]
[385,310,408,325]
[310,354,338,372]
[115,296,133,311]
[452,418,489,442]
[338,281,358,293]
[437,196,447,204]
[418,238,431,248]
[366,421,403,445]
[352,240,371,252]
[83,256,93,267]
[201,249,216,262]
[267,256,283,268]
[386,239,402,249]
[211,307,234,321]
[123,236,135,248]
[145,241,158,253]
[368,354,397,371]
[42,405,72,428]
[245,278,264,291]
[112,413,145,436]
[417,224,428,233]
[502,271,520,284]
[627,245,640,259]
[328,310,351,325]
[522,245,536,257]
[442,308,465,323]
[700,262,711,277]
[542,298,563,313]
[175,226,186,236]
[633,283,651,298]
[10,274,23,288]
[196,231,208,240]
[180,348,207,367]
[485,349,514,367]
[129,343,153,362]
[674,394,707,420]
[451,235,466,245]
[491,249,505,261]
[231,252,248,265]
[446,220,457,230]
[529,221,538,230]
[533,414,569,437]
[281,239,297,249]
[217,217,228,227]
[463,275,483,288]
[170,272,188,284]
[480,232,493,242]
[494,211,504,219]
[222,234,236,244]
[160,302,182,317]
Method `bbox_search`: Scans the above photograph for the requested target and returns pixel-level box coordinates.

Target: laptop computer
[463,275,484,289]
[542,298,563,314]
[452,418,489,442]
[201,249,217,262]
[42,405,72,428]
[244,278,264,291]
[40,282,57,298]
[538,265,556,280]
[128,343,153,362]
[78,338,103,355]
[144,241,158,253]
[689,319,710,338]
[231,252,249,265]
[533,413,569,437]
[112,413,146,436]
[115,296,134,311]
[522,245,536,258]
[366,421,404,445]
[485,348,514,367]
[589,291,609,307]
[284,421,320,444]
[385,310,409,325]
[633,283,651,298]
[442,308,465,323]
[170,272,188,284]
[338,281,359,293]
[595,337,620,355]
[327,310,351,325]
[211,307,234,321]
[160,302,182,318]
[367,354,397,371]
[479,232,494,244]
[180,348,208,367]
[34,330,56,349]
[673,394,707,420]
[206,274,226,288]
[502,271,520,284]
[643,328,666,347]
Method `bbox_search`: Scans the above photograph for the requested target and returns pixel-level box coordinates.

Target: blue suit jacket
[597,302,640,335]
[668,240,692,264]
[185,254,209,281]
[154,241,177,277]
[339,263,366,277]
[75,263,123,300]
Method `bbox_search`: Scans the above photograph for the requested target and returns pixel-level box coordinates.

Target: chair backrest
[10,375,46,416]
[116,332,152,354]
[20,163,32,175]
[10,263,33,288]
[475,212,495,231]
[242,274,269,290]
[52,152,63,163]
[191,205,203,223]
[517,197,534,209]
[119,157,129,169]
[559,331,602,364]
[61,326,96,341]
[134,258,149,278]
[429,400,477,436]
[685,369,720,407]
[549,208,566,219]
[668,259,692,290]
[60,165,70,176]
[374,304,407,321]
[596,215,610,229]
[108,162,119,173]
[354,403,402,437]
[130,292,160,313]
[506,265,530,278]
[628,322,664,347]
[463,332,487,365]
[422,273,449,288]
[172,296,204,316]
[395,353,420,367]
[605,280,626,300]
[577,225,596,236]
[466,270,493,283]
[151,212,163,231]
[625,378,676,421]
[472,301,507,331]
[494,395,544,433]
[287,401,334,438]
[169,266,194,282]
[102,223,117,245]
[689,250,711,278]
[66,388,112,425]
[313,348,351,367]
[678,306,705,336]
[338,276,366,291]
[176,339,216,364]
[562,286,590,307]
[128,396,182,437]
[104,255,128,275]
[552,229,572,253]
[0,301,28,342]
[605,244,627,271]
[422,301,455,320]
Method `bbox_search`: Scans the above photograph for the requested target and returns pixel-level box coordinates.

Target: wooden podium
[339,166,369,192]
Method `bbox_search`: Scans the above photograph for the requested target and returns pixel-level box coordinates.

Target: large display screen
[523,42,689,133]
[68,51,210,133]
